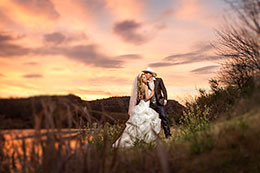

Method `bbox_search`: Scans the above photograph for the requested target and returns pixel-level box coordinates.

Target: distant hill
[87,96,184,115]
[0,94,185,129]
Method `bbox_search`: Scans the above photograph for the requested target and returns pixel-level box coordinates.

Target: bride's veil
[128,73,141,116]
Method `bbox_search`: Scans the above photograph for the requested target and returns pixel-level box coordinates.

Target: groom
[143,67,172,138]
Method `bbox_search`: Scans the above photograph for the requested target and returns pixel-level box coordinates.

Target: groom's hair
[144,71,157,77]
[144,71,152,75]
[148,72,156,77]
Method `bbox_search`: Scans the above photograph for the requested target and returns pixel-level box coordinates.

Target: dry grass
[0,98,260,172]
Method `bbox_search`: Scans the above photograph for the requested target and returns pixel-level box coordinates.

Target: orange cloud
[105,0,144,20]
[0,0,228,102]
[172,0,224,27]
[0,0,58,30]
[174,0,203,20]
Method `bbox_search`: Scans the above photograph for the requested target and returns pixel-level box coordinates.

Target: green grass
[1,106,260,172]
[165,108,260,172]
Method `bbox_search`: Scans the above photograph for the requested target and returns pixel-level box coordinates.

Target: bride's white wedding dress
[113,96,161,148]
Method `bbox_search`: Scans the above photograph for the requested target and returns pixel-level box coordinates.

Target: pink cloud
[0,0,228,102]
[171,0,225,27]
[105,0,144,20]
[11,0,59,19]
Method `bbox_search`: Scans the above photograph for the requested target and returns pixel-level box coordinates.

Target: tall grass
[1,81,260,172]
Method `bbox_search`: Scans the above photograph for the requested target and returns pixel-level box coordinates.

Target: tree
[214,0,260,89]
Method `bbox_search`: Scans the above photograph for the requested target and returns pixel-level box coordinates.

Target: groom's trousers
[150,103,171,136]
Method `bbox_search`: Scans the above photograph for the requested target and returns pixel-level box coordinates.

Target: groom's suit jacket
[149,77,168,106]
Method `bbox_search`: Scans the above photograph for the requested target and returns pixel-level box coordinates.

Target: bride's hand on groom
[164,100,167,106]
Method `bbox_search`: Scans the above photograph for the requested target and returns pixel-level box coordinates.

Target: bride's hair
[137,73,146,100]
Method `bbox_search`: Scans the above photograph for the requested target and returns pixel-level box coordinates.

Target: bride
[112,72,161,148]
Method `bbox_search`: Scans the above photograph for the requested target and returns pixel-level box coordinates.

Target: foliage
[176,105,214,154]
[1,107,260,172]
[214,0,260,89]
[178,105,210,141]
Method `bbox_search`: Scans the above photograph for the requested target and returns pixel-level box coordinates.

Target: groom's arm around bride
[142,67,172,138]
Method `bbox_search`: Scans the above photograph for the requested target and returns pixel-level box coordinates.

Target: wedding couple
[113,67,172,148]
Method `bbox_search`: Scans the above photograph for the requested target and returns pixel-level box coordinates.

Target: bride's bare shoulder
[142,84,148,90]
[140,85,147,95]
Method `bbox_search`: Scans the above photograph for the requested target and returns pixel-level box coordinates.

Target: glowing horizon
[0,0,228,103]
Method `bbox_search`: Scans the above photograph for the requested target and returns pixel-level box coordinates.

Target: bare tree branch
[214,0,260,88]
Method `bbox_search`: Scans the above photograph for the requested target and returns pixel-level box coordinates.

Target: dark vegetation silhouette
[214,0,260,89]
[184,0,260,122]
[0,95,184,129]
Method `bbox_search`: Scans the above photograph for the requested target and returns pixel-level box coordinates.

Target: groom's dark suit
[148,78,171,138]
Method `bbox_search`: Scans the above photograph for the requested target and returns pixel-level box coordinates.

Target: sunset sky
[0,0,229,102]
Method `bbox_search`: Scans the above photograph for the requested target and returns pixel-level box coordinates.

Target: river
[0,129,90,170]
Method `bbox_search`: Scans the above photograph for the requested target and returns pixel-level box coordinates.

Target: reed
[1,90,260,172]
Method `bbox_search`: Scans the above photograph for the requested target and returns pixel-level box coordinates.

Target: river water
[0,129,89,170]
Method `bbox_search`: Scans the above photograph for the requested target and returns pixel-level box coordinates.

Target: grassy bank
[1,105,259,172]
[1,80,260,172]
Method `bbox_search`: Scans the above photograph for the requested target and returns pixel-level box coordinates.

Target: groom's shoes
[165,133,172,139]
